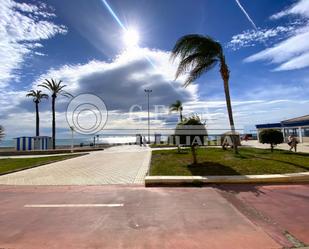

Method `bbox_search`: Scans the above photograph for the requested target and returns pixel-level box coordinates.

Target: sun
[123,28,140,48]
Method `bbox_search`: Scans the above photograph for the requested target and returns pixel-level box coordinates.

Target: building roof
[281,115,309,127]
[256,114,309,129]
[282,115,309,123]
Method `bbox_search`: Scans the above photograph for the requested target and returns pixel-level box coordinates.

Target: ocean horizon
[0,136,139,148]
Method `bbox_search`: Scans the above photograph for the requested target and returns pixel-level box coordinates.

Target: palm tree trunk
[52,97,56,149]
[223,78,238,154]
[191,145,197,164]
[220,56,238,154]
[35,101,39,136]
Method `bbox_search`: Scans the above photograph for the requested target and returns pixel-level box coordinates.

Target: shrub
[174,115,207,164]
[259,129,284,152]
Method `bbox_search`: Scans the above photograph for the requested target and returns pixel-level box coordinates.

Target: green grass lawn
[150,147,309,176]
[0,154,83,175]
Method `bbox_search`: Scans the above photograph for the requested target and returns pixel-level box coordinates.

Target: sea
[0,136,138,148]
[0,134,224,148]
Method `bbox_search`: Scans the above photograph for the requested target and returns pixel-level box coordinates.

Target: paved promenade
[0,145,151,185]
[243,140,309,153]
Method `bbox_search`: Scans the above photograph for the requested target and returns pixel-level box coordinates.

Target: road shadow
[213,184,266,196]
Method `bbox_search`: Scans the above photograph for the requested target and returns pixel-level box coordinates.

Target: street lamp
[144,89,152,144]
[70,126,74,153]
[96,134,100,147]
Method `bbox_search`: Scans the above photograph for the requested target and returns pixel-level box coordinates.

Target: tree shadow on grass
[188,161,241,176]
[281,150,309,157]
[251,156,309,171]
[233,150,309,171]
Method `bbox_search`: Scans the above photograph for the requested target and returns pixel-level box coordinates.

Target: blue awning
[256,123,281,129]
[281,120,309,127]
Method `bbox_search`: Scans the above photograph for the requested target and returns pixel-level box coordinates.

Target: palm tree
[39,79,72,149]
[26,90,48,136]
[0,125,4,141]
[169,100,183,122]
[171,34,238,153]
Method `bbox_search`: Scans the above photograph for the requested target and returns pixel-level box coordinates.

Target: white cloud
[0,0,67,87]
[0,47,198,137]
[4,45,307,138]
[244,0,309,71]
[227,25,296,50]
[270,0,309,19]
[245,25,309,70]
[32,47,198,112]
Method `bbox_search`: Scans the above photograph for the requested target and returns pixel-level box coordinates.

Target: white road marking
[24,204,124,208]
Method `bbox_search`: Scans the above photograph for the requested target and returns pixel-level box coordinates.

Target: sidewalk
[242,140,309,153]
[0,145,151,185]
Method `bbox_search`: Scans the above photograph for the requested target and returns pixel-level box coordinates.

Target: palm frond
[171,34,205,61]
[170,34,224,86]
[169,100,183,112]
[38,79,72,98]
[26,89,49,102]
[60,90,73,98]
[38,83,51,91]
[26,90,36,97]
[184,59,218,87]
[40,93,49,99]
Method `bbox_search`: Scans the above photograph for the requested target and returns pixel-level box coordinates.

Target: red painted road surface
[0,184,308,249]
[218,184,309,247]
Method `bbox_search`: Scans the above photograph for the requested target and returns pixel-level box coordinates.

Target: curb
[145,172,309,187]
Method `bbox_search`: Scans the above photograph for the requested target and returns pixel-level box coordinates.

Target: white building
[256,115,309,143]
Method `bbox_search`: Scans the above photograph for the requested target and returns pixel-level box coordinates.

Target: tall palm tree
[39,79,72,149]
[169,100,183,122]
[26,90,48,136]
[0,125,4,141]
[171,34,238,153]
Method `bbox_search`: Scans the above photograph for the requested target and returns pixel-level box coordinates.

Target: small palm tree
[0,126,5,141]
[26,90,48,136]
[171,34,238,153]
[169,100,183,122]
[39,79,72,149]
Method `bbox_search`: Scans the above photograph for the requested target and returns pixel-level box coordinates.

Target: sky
[0,0,309,139]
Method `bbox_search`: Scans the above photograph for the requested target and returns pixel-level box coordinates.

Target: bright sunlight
[123,28,140,47]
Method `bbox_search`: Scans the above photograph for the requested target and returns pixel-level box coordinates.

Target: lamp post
[96,134,100,147]
[70,126,74,153]
[144,89,152,143]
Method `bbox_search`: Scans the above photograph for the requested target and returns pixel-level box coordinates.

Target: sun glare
[123,28,140,48]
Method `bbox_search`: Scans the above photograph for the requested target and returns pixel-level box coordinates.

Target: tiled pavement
[243,140,309,153]
[0,145,151,185]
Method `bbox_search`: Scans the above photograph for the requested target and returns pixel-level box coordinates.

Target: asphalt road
[0,184,308,249]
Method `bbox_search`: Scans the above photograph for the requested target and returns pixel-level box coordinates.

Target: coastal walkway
[0,145,151,185]
[242,140,309,153]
